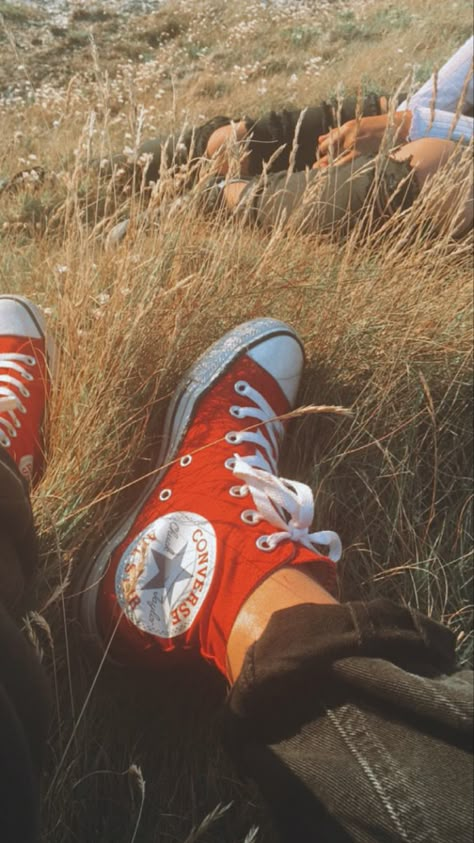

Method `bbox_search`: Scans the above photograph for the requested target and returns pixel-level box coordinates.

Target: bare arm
[316,111,412,168]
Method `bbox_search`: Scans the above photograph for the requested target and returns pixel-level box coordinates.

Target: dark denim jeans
[225,601,473,842]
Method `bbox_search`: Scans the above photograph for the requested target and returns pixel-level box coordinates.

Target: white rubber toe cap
[0,296,44,340]
[248,333,304,406]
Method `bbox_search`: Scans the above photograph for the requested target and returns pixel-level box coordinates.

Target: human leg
[391,138,473,235]
[0,296,54,843]
[75,318,340,676]
[75,315,473,842]
[224,155,417,232]
[224,598,473,843]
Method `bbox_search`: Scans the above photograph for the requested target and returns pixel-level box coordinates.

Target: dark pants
[0,452,50,843]
[237,155,418,233]
[225,602,473,842]
[0,451,472,842]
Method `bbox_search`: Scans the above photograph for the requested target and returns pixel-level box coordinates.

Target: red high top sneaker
[0,296,53,483]
[76,319,341,677]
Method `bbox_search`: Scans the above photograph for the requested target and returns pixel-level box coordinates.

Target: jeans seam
[327,703,438,843]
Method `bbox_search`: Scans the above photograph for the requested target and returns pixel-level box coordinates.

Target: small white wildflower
[55,265,68,274]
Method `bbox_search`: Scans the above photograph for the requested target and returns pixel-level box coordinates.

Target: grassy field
[0,0,473,840]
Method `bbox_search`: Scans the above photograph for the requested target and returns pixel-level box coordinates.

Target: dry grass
[0,0,473,840]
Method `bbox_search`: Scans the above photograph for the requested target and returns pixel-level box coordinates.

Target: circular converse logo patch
[115,512,216,638]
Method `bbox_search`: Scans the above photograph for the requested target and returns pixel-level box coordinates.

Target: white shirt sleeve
[408,107,473,142]
[397,36,473,141]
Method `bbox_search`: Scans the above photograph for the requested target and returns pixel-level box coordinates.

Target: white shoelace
[0,352,33,445]
[226,380,284,473]
[228,381,342,562]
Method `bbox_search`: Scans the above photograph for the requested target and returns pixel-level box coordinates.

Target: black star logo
[141,542,191,604]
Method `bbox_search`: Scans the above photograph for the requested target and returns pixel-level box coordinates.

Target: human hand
[316,112,412,168]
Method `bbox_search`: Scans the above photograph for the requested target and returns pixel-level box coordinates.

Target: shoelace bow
[0,352,33,442]
[230,382,342,562]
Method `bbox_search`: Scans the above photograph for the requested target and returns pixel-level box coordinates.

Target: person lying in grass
[214,36,473,237]
[105,37,472,245]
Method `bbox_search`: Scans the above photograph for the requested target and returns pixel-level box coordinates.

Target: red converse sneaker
[76,318,341,676]
[0,296,54,483]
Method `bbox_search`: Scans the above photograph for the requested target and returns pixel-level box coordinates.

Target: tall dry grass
[0,0,473,840]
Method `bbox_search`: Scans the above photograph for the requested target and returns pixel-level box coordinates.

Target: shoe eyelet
[241,509,260,525]
[234,381,248,394]
[18,404,27,415]
[23,372,34,382]
[229,405,242,419]
[14,418,21,428]
[26,356,36,366]
[20,386,30,398]
[180,455,192,467]
[229,484,248,498]
[225,457,236,471]
[256,535,275,552]
[225,431,240,444]
[159,488,172,501]
[0,433,11,447]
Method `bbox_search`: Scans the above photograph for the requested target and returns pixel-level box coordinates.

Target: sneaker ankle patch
[19,454,34,479]
[115,512,216,638]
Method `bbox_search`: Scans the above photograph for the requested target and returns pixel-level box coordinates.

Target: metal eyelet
[23,372,34,382]
[180,455,192,467]
[241,509,260,525]
[256,535,275,552]
[14,418,21,428]
[224,457,236,471]
[18,404,27,415]
[159,488,172,501]
[229,405,242,418]
[26,356,36,366]
[19,385,30,398]
[0,433,11,447]
[234,381,248,394]
[229,484,248,498]
[225,431,240,444]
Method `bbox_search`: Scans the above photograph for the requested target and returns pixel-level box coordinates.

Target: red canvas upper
[97,355,336,677]
[0,335,49,482]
